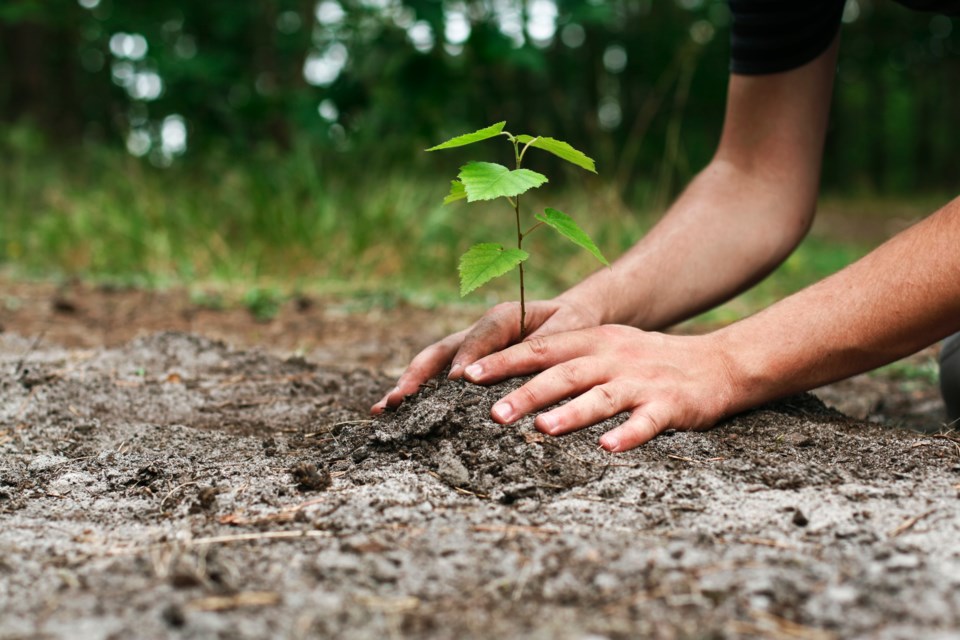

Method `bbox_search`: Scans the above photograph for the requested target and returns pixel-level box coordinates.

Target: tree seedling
[427,121,608,338]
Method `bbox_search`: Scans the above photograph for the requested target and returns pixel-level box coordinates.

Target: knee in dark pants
[939,332,960,426]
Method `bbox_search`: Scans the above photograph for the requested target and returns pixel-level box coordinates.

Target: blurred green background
[1,0,957,317]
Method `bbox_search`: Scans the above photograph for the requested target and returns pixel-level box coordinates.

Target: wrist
[708,323,782,416]
[556,267,641,327]
[554,279,618,327]
[706,323,770,416]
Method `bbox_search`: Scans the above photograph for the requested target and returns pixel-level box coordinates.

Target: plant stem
[512,137,527,339]
[516,194,526,339]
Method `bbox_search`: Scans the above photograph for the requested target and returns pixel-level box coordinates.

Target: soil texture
[2,325,959,639]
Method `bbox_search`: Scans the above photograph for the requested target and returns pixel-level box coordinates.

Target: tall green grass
[0,128,652,299]
[1,131,455,291]
[0,127,906,323]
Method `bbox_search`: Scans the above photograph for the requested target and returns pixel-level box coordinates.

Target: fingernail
[600,434,620,451]
[464,363,484,380]
[491,401,514,423]
[448,363,463,379]
[538,413,558,434]
[373,392,392,411]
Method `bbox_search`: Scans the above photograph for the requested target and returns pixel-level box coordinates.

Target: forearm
[716,195,960,413]
[557,42,838,332]
[558,158,816,329]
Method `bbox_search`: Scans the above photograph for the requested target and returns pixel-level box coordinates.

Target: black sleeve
[895,0,960,14]
[728,0,846,75]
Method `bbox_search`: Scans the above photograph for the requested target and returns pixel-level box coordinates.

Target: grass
[690,236,871,327]
[873,357,940,386]
[0,128,644,302]
[0,127,942,326]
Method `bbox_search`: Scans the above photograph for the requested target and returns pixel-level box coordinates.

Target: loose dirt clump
[290,462,332,492]
[2,330,960,639]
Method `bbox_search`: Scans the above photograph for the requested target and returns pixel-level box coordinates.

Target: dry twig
[739,537,796,550]
[13,331,45,376]
[108,529,332,556]
[160,481,200,511]
[473,524,559,538]
[888,509,936,538]
[729,610,836,640]
[453,486,490,499]
[353,595,420,613]
[219,496,337,526]
[186,591,281,611]
[666,454,726,465]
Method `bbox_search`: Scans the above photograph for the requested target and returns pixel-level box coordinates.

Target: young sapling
[427,121,608,338]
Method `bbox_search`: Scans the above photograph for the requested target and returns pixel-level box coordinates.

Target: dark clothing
[729,0,960,75]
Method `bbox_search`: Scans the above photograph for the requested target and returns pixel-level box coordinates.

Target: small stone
[784,432,815,447]
[792,508,809,527]
[161,603,186,628]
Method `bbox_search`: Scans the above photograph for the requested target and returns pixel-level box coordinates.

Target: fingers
[465,328,608,384]
[448,302,523,377]
[370,331,467,414]
[371,301,562,415]
[599,404,669,452]
[501,365,672,451]
[490,358,605,424]
[534,381,628,435]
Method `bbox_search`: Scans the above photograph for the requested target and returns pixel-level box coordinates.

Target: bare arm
[444,35,959,449]
[465,192,960,452]
[563,37,839,329]
[457,35,960,450]
[718,196,960,413]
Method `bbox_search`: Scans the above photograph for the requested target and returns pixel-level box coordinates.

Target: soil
[2,279,959,639]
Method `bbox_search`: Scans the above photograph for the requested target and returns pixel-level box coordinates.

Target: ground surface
[2,280,959,639]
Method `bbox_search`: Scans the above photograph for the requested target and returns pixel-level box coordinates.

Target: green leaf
[535,208,609,266]
[458,162,548,202]
[443,180,467,204]
[427,121,507,151]
[458,243,529,296]
[516,135,597,173]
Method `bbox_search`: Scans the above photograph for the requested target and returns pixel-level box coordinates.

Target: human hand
[460,325,738,451]
[371,298,602,414]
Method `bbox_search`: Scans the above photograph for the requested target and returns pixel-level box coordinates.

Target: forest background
[1,0,958,319]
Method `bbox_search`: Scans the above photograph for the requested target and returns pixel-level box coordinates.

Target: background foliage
[1,0,957,300]
[3,0,958,188]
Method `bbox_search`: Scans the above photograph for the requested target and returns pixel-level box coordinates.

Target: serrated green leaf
[426,121,507,151]
[458,162,548,202]
[458,243,529,296]
[516,135,597,173]
[443,180,467,204]
[535,208,609,266]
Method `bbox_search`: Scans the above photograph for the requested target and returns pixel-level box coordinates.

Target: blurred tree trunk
[0,6,84,138]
